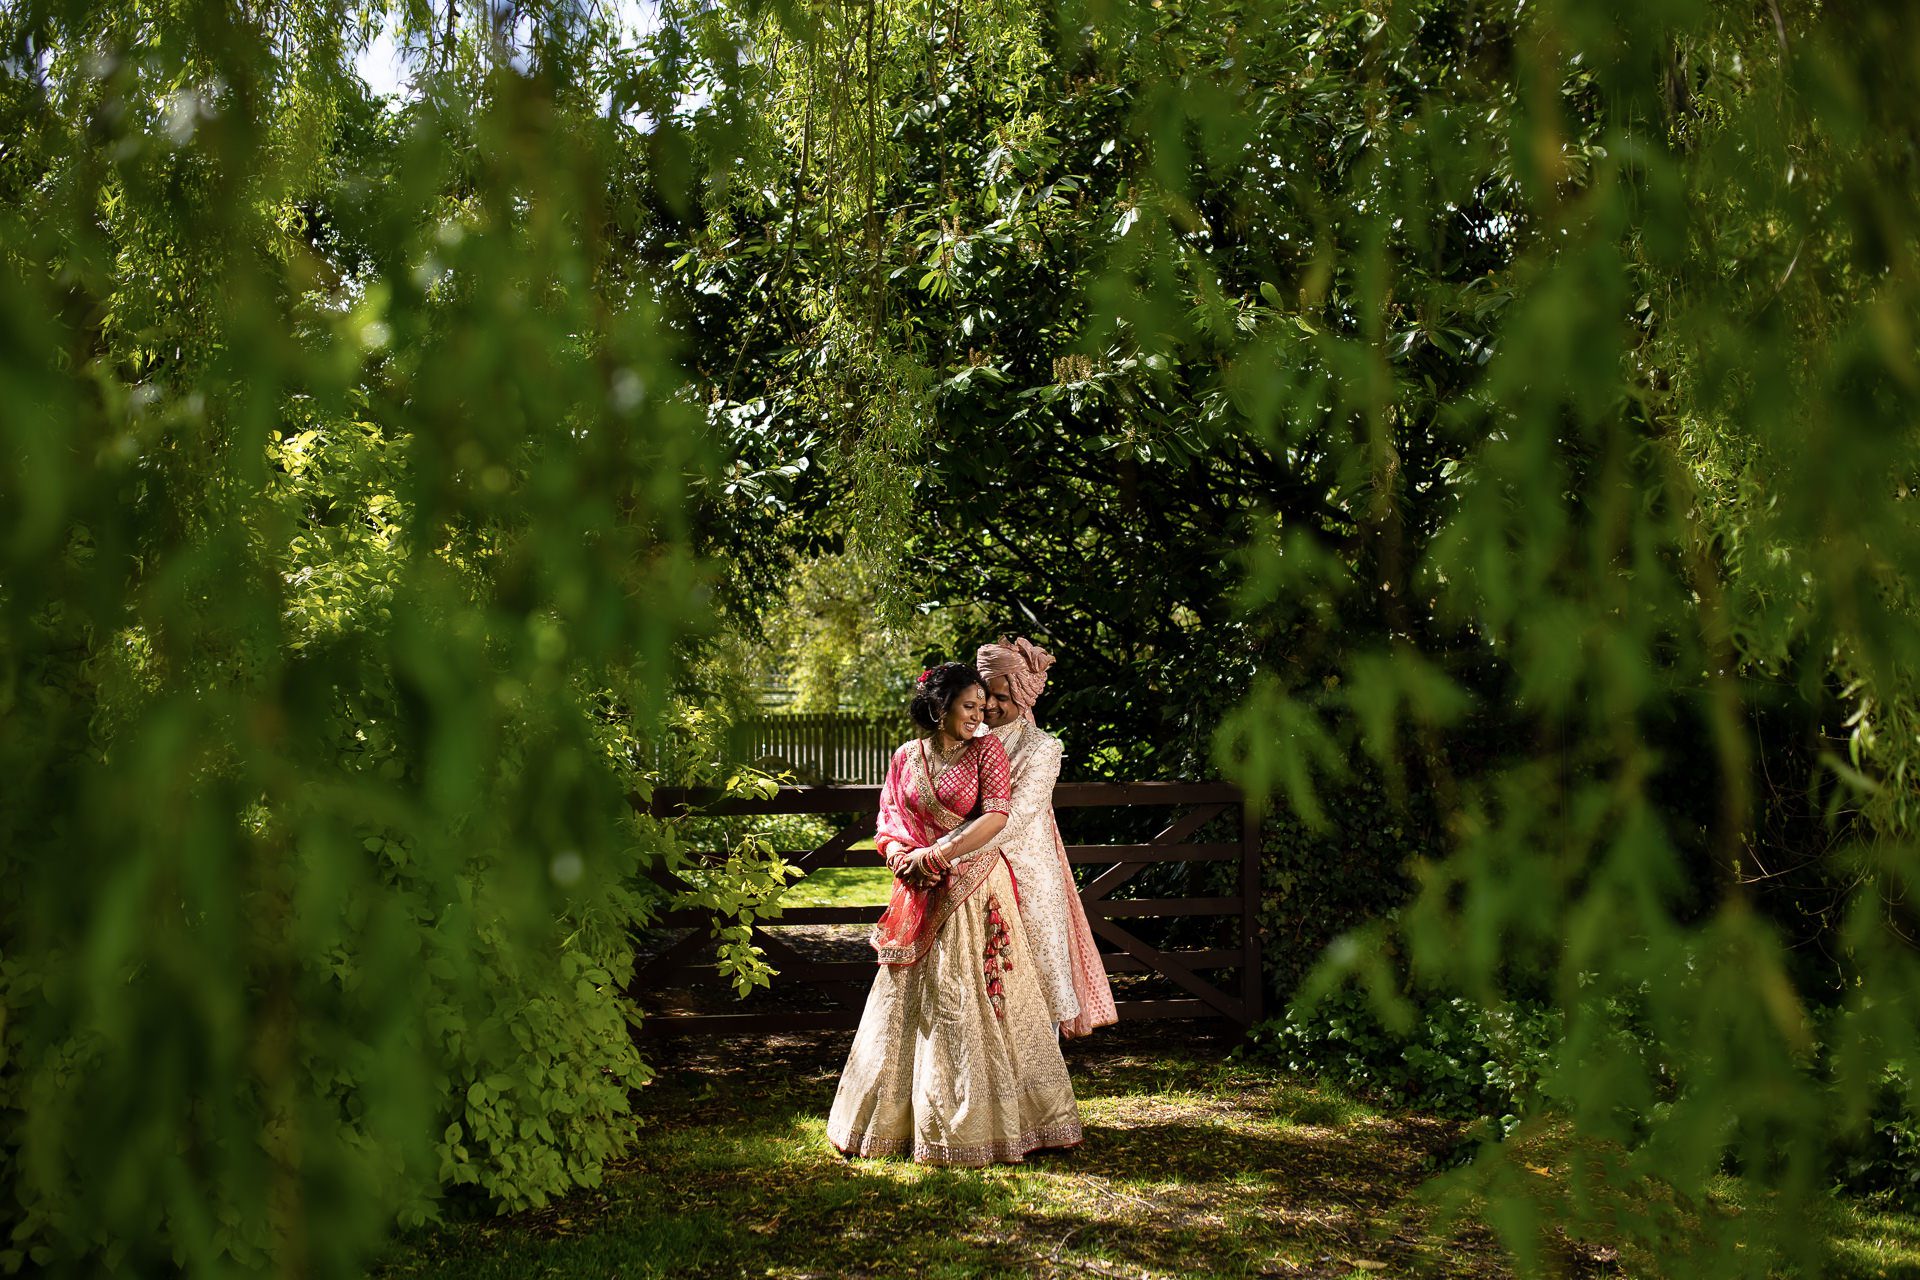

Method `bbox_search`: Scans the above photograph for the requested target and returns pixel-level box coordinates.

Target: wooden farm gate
[631,782,1261,1034]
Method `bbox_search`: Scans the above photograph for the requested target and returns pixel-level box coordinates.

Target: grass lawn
[371,1015,1920,1280]
[378,1029,1470,1280]
[380,857,1920,1279]
[776,863,893,910]
[1826,1202,1920,1278]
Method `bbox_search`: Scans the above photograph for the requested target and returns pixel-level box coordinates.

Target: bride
[825,661,1082,1165]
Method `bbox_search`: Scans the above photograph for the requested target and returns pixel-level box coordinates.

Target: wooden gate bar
[634,781,1253,817]
[1088,918,1249,1022]
[1090,898,1242,917]
[787,814,877,873]
[1065,843,1239,863]
[1103,948,1241,972]
[705,841,1237,870]
[1241,800,1263,1037]
[649,947,1244,988]
[632,781,1263,1036]
[753,929,871,1010]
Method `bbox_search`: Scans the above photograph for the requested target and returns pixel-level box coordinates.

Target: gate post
[1240,795,1263,1028]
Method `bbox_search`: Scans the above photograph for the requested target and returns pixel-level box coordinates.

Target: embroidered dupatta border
[871,851,1000,965]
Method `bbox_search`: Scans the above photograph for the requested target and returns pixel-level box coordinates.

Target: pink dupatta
[869,734,1012,966]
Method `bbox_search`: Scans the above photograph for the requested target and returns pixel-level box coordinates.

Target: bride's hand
[885,846,922,885]
[901,846,946,889]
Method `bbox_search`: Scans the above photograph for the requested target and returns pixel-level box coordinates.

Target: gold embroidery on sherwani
[991,720,1076,1021]
[991,718,1118,1035]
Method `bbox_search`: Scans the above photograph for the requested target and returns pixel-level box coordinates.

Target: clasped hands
[886,841,952,890]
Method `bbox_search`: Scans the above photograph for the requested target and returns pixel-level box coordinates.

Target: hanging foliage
[6,0,1920,1275]
[683,0,1920,1273]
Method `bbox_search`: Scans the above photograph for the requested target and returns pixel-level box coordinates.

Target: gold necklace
[926,733,969,764]
[920,736,969,793]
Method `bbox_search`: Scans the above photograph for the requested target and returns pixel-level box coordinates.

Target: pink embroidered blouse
[868,733,1012,966]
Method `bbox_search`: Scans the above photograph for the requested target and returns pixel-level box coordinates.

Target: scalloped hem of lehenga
[828,1119,1084,1167]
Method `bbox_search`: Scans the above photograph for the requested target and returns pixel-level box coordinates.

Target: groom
[976,637,1117,1037]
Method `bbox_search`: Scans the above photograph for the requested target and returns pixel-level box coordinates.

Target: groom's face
[982,675,1017,727]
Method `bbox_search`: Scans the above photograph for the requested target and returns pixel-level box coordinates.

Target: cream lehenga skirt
[827,854,1083,1165]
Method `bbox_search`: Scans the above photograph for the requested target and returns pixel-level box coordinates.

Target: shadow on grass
[378,1028,1538,1280]
[374,1026,1920,1280]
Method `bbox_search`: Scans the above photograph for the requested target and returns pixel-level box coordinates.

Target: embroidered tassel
[983,893,1012,1018]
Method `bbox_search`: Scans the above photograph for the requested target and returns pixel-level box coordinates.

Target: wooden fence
[730,713,908,785]
[630,781,1262,1035]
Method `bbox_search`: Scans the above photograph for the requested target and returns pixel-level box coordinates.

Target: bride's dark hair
[909,661,987,733]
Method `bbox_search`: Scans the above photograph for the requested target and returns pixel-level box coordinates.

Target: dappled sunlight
[1827,1206,1920,1277]
[382,1029,1527,1279]
[379,1022,1920,1279]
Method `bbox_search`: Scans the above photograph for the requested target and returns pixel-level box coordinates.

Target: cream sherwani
[990,718,1118,1036]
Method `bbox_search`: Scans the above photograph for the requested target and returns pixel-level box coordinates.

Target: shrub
[1248,987,1560,1126]
[1829,1065,1920,1210]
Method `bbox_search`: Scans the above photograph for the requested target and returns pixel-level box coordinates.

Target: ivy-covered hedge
[1255,768,1433,1002]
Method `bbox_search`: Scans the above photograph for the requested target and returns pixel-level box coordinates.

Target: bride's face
[982,675,1017,727]
[941,685,988,740]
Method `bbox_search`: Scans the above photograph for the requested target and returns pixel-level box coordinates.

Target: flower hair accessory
[915,668,931,688]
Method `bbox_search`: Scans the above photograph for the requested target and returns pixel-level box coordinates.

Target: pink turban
[975,636,1055,723]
